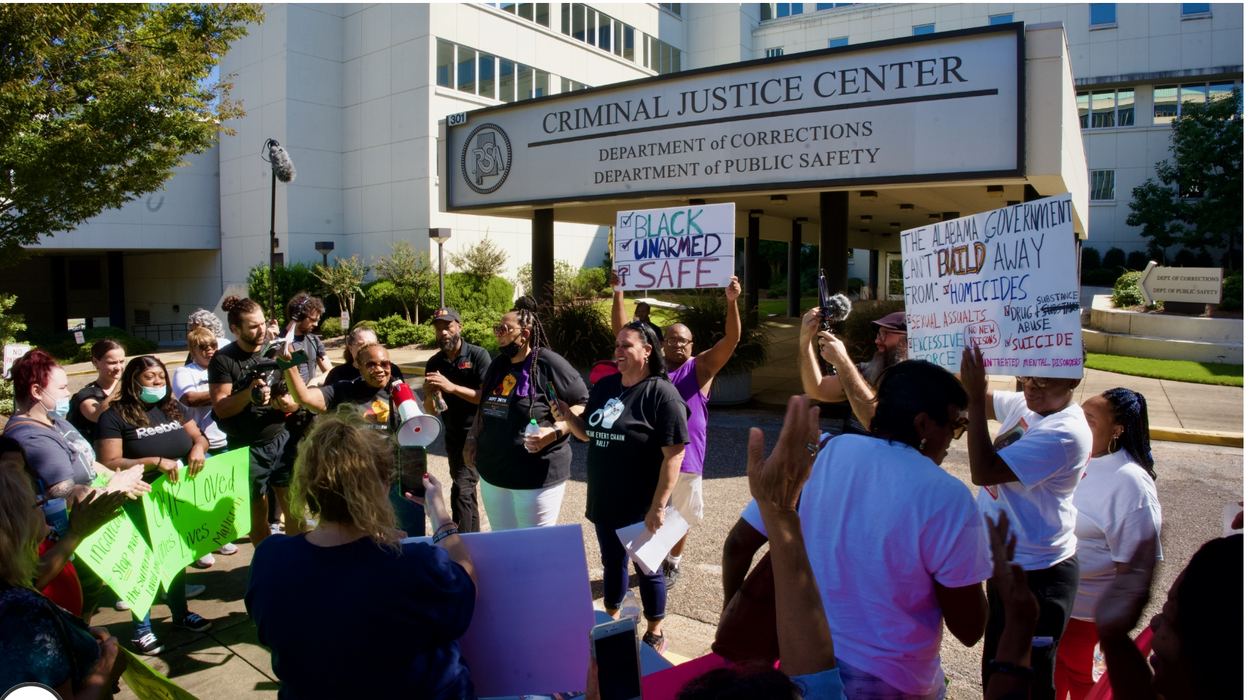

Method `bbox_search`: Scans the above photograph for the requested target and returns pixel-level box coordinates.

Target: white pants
[479,480,566,530]
[670,472,704,526]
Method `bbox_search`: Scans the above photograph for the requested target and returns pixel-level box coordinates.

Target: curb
[1149,427,1244,448]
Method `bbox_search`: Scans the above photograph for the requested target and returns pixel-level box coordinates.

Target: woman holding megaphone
[280,341,430,535]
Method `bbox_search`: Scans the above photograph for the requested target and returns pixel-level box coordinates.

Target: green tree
[1127,87,1243,269]
[759,240,788,282]
[373,240,436,323]
[313,255,370,322]
[0,4,264,260]
[447,234,509,283]
[0,294,27,414]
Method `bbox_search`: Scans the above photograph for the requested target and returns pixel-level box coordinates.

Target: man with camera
[208,295,301,546]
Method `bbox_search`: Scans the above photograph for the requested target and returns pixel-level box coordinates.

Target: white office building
[10,2,1239,334]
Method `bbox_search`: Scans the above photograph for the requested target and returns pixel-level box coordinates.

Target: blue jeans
[837,659,946,700]
[593,522,666,621]
[133,570,188,638]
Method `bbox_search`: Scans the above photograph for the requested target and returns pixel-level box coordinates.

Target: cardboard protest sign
[614,203,735,291]
[144,449,250,588]
[121,648,202,700]
[900,194,1083,377]
[78,511,162,620]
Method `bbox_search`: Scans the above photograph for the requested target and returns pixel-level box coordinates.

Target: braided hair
[1101,387,1156,479]
[513,306,553,419]
[622,321,669,382]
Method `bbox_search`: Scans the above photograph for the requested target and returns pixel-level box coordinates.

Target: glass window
[1154,85,1178,123]
[457,47,476,94]
[1181,83,1208,109]
[436,39,454,88]
[760,3,772,21]
[671,47,681,73]
[500,59,516,103]
[518,64,533,100]
[572,3,585,41]
[816,3,834,9]
[1091,91,1116,128]
[500,2,516,13]
[1077,92,1090,129]
[536,3,549,26]
[1182,3,1211,15]
[990,14,1013,25]
[913,24,935,35]
[829,37,848,48]
[1209,81,1237,107]
[1116,89,1135,126]
[777,3,790,18]
[643,34,651,69]
[561,3,570,34]
[561,76,572,93]
[660,3,681,15]
[1090,170,1115,201]
[766,47,784,58]
[1090,3,1116,26]
[598,15,610,51]
[791,3,803,14]
[518,3,533,21]
[614,22,623,56]
[660,42,670,74]
[624,26,635,62]
[478,53,496,100]
[535,70,549,98]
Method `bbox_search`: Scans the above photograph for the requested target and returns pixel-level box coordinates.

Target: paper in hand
[616,506,690,576]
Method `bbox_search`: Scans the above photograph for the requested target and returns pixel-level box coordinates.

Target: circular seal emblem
[460,123,512,195]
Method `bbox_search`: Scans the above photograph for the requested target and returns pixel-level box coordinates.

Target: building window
[558,4,645,68]
[499,59,516,102]
[645,35,682,74]
[623,26,635,62]
[659,3,681,15]
[829,37,849,48]
[1090,170,1115,201]
[436,39,454,88]
[989,14,1013,25]
[776,4,803,18]
[457,47,476,94]
[561,77,590,92]
[1077,88,1134,128]
[1155,82,1239,124]
[478,53,496,99]
[494,3,550,28]
[913,24,935,36]
[1089,4,1116,27]
[437,38,566,102]
[1181,3,1211,17]
[766,47,784,58]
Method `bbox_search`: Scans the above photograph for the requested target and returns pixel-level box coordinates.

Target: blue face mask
[139,385,167,404]
[42,395,71,419]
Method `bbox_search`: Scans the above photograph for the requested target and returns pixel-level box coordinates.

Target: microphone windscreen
[824,294,852,323]
[269,143,296,183]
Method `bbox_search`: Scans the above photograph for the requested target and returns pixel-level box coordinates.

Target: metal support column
[532,209,555,307]
[49,256,67,333]
[819,191,849,294]
[745,210,762,325]
[787,218,804,317]
[107,252,125,330]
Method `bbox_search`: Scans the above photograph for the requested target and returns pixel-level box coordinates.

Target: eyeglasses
[363,360,391,370]
[952,410,969,440]
[197,343,218,352]
[493,323,513,336]
[876,329,906,342]
[1017,376,1049,389]
[665,337,692,348]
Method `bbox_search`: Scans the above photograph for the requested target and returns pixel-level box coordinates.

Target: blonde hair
[0,455,42,588]
[289,411,399,549]
[186,326,217,353]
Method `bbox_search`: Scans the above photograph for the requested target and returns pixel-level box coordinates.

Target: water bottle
[524,419,541,453]
[432,391,449,414]
[620,590,641,620]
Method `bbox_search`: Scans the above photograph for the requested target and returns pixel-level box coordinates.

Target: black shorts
[242,431,292,499]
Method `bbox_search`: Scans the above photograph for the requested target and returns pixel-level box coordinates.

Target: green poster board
[78,511,162,619]
[121,647,202,700]
[143,449,251,587]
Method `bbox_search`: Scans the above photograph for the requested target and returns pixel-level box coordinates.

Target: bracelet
[985,660,1034,682]
[434,521,458,536]
[432,528,459,544]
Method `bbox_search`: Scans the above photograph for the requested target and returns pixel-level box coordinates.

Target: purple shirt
[668,356,708,474]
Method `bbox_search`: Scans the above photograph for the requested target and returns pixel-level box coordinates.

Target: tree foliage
[0,294,27,414]
[447,234,509,282]
[373,240,436,323]
[313,255,370,319]
[1127,87,1243,269]
[0,4,264,259]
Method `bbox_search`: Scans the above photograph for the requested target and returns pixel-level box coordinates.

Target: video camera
[232,359,286,404]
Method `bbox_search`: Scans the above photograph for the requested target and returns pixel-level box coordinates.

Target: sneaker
[114,599,131,612]
[173,613,212,633]
[216,542,239,555]
[132,632,164,656]
[642,630,668,655]
[662,560,681,590]
[193,553,216,569]
[162,584,206,601]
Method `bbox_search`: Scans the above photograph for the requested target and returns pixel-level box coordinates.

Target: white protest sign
[900,194,1083,377]
[614,202,735,291]
[616,506,690,576]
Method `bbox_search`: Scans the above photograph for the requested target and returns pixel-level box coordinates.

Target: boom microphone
[266,139,296,183]
[823,294,852,324]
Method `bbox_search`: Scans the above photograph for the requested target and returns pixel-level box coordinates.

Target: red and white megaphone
[391,381,443,448]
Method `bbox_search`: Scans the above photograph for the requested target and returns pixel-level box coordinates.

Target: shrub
[1220,274,1242,311]
[460,307,502,354]
[354,280,413,322]
[1126,251,1151,270]
[1081,246,1102,271]
[515,260,592,302]
[1083,267,1121,286]
[371,315,420,348]
[1195,251,1214,267]
[574,267,610,298]
[540,300,614,368]
[1102,247,1126,270]
[1112,271,1153,308]
[0,294,26,414]
[247,262,321,323]
[445,273,514,317]
[1172,249,1197,267]
[767,276,788,299]
[319,316,344,339]
[669,290,771,374]
[27,326,159,364]
[847,277,864,295]
[838,300,906,363]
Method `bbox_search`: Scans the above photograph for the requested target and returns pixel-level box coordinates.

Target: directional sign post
[1137,262,1224,306]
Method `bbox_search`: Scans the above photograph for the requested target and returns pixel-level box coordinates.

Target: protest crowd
[0,279,1239,700]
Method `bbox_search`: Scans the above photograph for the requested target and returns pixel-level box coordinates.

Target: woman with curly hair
[1055,388,1162,700]
[246,412,476,700]
[95,355,215,655]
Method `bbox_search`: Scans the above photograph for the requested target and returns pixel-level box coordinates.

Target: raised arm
[696,276,742,385]
[817,331,877,429]
[610,270,627,337]
[282,365,329,413]
[960,346,1019,487]
[797,308,846,403]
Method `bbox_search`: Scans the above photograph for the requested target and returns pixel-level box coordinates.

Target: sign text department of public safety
[445,24,1023,210]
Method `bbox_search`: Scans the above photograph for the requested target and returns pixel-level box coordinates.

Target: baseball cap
[872,312,907,332]
[431,308,462,324]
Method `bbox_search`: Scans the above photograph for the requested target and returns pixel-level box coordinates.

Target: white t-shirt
[172,362,228,450]
[1071,450,1162,620]
[746,434,992,696]
[977,391,1092,571]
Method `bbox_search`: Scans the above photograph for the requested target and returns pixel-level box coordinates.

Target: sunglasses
[1017,376,1049,389]
[952,410,969,440]
[493,323,513,336]
[197,343,218,352]
[363,360,391,370]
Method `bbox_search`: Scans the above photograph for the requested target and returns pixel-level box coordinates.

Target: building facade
[11,3,1239,334]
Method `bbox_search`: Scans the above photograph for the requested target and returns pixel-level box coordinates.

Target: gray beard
[859,344,908,386]
[439,334,461,354]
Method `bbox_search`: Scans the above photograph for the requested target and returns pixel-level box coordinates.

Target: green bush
[320,317,344,338]
[838,300,906,363]
[1081,246,1101,271]
[1112,271,1153,308]
[1102,247,1126,270]
[445,272,514,317]
[541,300,616,368]
[370,315,421,348]
[0,294,26,414]
[1083,267,1123,286]
[574,267,610,298]
[353,280,413,323]
[460,307,502,354]
[669,290,771,374]
[27,326,159,364]
[1172,249,1196,267]
[1220,273,1242,311]
[247,262,322,323]
[1126,251,1150,271]
[847,277,864,295]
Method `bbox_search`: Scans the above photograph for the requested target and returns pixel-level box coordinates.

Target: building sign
[1137,262,1223,305]
[445,25,1022,210]
[900,194,1083,378]
[613,203,735,291]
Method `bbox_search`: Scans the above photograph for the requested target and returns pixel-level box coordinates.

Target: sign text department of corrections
[445,24,1022,210]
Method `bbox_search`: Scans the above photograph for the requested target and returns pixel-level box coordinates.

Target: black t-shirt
[424,341,492,434]
[207,342,288,446]
[474,350,589,490]
[584,374,690,529]
[95,405,194,462]
[318,379,399,435]
[639,319,664,342]
[324,361,405,387]
[67,382,108,444]
[291,333,326,383]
